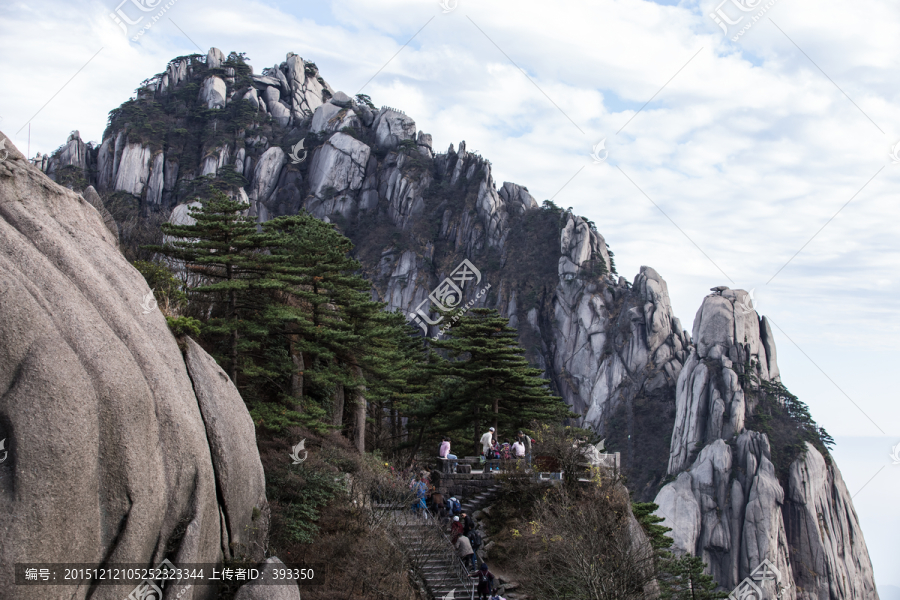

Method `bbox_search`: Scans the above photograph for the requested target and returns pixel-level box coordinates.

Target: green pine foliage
[149,189,263,383]
[632,502,727,599]
[745,378,835,484]
[430,307,574,454]
[632,502,673,550]
[658,555,729,600]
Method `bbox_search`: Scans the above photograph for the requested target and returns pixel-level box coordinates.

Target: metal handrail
[423,507,476,600]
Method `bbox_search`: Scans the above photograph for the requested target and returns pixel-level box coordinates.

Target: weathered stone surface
[0,133,268,599]
[46,130,90,181]
[268,99,291,126]
[285,52,330,120]
[81,185,119,241]
[243,87,260,111]
[114,143,152,196]
[311,103,359,134]
[207,47,226,70]
[249,146,286,208]
[372,108,416,149]
[199,75,227,109]
[785,443,878,600]
[330,90,352,107]
[234,558,301,600]
[147,151,165,204]
[184,338,268,561]
[306,132,370,220]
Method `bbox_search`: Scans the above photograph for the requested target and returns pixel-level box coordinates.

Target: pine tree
[430,307,572,454]
[658,554,729,600]
[149,189,263,382]
[258,212,430,449]
[632,502,674,550]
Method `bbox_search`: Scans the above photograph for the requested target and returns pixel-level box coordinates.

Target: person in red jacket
[450,515,464,543]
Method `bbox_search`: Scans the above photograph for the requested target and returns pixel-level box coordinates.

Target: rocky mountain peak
[31,48,881,598]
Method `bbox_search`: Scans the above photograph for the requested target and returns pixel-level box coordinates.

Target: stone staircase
[402,484,502,599]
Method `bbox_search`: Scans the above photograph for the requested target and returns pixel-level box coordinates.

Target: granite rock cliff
[36,47,879,598]
[1,132,269,600]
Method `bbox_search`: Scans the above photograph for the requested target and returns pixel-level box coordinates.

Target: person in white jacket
[480,427,495,457]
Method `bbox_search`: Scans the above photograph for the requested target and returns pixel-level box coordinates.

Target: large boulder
[0,132,268,600]
[199,75,227,109]
[372,108,416,149]
[234,558,301,600]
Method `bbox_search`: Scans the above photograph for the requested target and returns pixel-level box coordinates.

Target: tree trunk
[492,397,499,439]
[290,336,304,403]
[391,408,398,446]
[228,264,238,384]
[374,400,383,452]
[332,384,344,428]
[352,364,366,453]
[474,405,480,456]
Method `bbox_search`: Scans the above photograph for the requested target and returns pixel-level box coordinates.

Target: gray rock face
[199,75,227,109]
[372,108,416,149]
[310,103,360,134]
[655,289,878,599]
[0,133,268,599]
[785,443,879,600]
[306,132,371,220]
[207,47,226,69]
[183,338,269,561]
[147,151,165,204]
[81,185,119,241]
[45,130,90,182]
[330,90,352,107]
[268,99,291,127]
[669,288,779,474]
[284,53,331,120]
[498,181,538,213]
[234,558,301,600]
[249,146,286,210]
[114,142,152,196]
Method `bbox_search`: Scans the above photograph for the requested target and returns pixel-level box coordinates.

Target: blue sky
[1,0,898,589]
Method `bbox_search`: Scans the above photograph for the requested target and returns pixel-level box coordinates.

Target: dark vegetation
[744,377,834,486]
[605,388,677,502]
[484,424,726,599]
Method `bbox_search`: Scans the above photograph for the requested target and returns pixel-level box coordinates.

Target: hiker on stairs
[450,516,464,543]
[469,563,496,600]
[455,534,477,572]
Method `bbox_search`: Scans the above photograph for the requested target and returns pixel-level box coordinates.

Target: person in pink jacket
[439,437,458,472]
